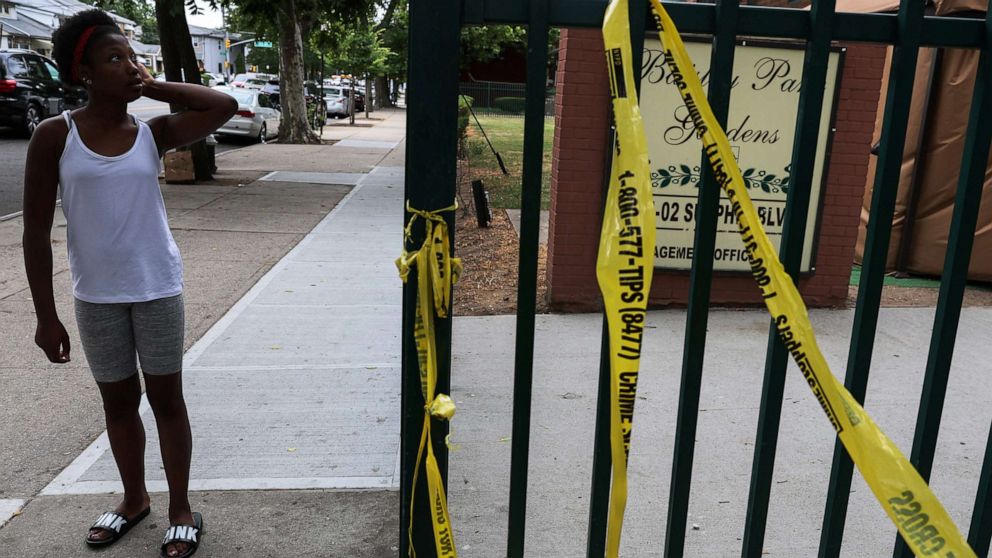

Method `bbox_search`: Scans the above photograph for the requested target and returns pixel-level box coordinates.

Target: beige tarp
[834,0,899,12]
[833,0,982,14]
[935,0,987,15]
[852,1,992,281]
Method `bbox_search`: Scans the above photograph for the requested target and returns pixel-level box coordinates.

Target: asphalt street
[0,98,246,218]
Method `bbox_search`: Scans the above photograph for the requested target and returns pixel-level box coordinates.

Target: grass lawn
[462,115,555,210]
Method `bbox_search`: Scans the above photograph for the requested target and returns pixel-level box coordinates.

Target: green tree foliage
[315,21,387,77]
[377,0,406,81]
[460,25,526,70]
[246,46,279,73]
[223,2,278,41]
[83,0,160,43]
[208,0,366,142]
[460,25,560,71]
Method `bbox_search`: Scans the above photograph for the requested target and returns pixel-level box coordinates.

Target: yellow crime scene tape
[601,0,978,556]
[397,201,461,558]
[598,1,657,556]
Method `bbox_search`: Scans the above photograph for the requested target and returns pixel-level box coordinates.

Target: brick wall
[546,28,613,310]
[547,29,886,311]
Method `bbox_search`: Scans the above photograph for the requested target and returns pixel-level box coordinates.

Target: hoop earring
[84,78,92,85]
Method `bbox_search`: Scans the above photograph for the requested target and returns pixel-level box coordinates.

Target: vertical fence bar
[817,1,925,556]
[740,1,836,556]
[971,425,992,555]
[505,0,550,555]
[587,322,614,558]
[399,0,462,555]
[586,2,647,555]
[663,1,740,557]
[894,3,992,557]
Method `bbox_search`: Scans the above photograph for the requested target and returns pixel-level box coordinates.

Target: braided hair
[51,9,125,86]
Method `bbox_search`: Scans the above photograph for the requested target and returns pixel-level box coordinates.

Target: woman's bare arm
[22,117,71,363]
[141,66,238,153]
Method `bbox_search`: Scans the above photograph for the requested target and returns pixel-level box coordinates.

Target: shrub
[493,96,526,114]
[457,95,474,157]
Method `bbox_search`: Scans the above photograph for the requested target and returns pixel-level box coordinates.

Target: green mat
[849,266,942,288]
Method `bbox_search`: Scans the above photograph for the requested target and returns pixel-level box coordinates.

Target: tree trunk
[277,0,318,144]
[373,0,401,111]
[374,75,394,108]
[155,0,212,180]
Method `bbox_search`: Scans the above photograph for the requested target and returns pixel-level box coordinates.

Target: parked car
[212,86,280,143]
[323,85,353,118]
[0,49,87,136]
[271,80,324,99]
[201,72,225,87]
[353,88,366,112]
[229,73,251,87]
[230,72,276,88]
[338,81,365,112]
[260,80,280,107]
[260,80,326,113]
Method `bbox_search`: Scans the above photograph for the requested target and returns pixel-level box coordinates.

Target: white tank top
[58,110,183,303]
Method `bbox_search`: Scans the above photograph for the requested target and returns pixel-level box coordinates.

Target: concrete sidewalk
[447,308,992,557]
[4,104,992,557]
[0,110,405,556]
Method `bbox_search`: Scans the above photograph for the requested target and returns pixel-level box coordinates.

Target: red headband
[72,26,98,83]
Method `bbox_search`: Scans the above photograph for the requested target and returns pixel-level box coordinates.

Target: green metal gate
[401,1,992,556]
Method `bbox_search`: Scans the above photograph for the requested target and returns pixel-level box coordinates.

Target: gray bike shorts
[73,294,185,383]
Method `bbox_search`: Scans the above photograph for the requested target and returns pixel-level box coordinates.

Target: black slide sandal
[160,511,204,558]
[85,507,151,547]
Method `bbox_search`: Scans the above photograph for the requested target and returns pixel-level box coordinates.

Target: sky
[186,0,225,30]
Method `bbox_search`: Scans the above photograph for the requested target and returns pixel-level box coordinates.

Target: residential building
[0,0,138,58]
[188,23,250,78]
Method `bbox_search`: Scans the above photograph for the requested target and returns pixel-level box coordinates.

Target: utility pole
[349,78,355,126]
[221,4,230,79]
[365,72,371,118]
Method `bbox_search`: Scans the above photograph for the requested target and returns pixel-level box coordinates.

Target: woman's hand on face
[138,64,156,89]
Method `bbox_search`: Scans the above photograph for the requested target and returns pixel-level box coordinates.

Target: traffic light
[225,38,231,49]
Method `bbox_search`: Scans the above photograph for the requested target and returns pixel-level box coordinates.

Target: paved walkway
[447,307,992,557]
[44,118,406,498]
[0,111,405,557]
[5,106,992,556]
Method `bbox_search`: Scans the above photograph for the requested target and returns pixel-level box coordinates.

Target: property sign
[640,39,843,271]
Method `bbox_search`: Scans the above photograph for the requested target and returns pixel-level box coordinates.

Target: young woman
[22,9,236,558]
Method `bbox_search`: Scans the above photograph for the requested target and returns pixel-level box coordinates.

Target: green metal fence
[401,1,992,556]
[459,81,556,117]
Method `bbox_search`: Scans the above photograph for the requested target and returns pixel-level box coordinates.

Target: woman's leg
[144,371,193,520]
[145,371,194,556]
[95,373,150,512]
[74,299,150,543]
[133,294,194,557]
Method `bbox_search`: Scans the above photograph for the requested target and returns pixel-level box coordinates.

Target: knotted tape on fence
[397,201,461,558]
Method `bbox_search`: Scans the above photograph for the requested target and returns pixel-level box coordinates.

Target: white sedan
[324,86,354,118]
[212,86,280,143]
